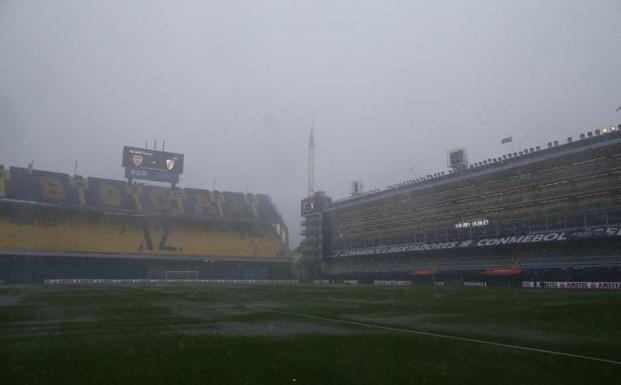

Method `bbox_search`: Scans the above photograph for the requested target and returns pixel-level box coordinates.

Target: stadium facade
[0,166,291,283]
[301,126,621,283]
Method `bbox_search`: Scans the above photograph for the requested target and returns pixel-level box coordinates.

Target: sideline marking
[248,306,621,366]
[167,324,197,336]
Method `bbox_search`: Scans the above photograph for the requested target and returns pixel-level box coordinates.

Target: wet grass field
[1,284,620,385]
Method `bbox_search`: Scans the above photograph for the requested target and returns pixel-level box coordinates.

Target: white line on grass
[248,306,621,366]
[167,324,198,336]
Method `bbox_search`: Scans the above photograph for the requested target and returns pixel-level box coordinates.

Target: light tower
[307,124,315,197]
[299,122,331,282]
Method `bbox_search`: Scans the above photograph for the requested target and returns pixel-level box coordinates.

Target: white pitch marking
[167,323,198,336]
[248,306,621,366]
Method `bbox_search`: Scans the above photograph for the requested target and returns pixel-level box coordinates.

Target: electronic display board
[122,146,184,184]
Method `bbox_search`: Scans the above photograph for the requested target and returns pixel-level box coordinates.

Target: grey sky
[1,0,620,246]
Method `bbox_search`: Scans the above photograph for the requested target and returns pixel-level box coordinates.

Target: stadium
[1,134,621,385]
[3,3,621,384]
[301,125,621,285]
[0,152,291,283]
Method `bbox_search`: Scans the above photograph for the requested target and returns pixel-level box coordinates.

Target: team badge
[166,159,175,170]
[132,154,143,167]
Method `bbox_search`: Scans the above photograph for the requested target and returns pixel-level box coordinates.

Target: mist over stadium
[1,1,621,384]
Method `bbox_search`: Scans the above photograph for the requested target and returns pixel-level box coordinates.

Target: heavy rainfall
[1,1,621,385]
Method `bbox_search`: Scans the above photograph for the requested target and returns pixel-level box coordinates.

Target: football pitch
[1,284,620,385]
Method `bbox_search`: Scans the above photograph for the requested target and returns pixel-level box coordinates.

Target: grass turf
[1,284,620,384]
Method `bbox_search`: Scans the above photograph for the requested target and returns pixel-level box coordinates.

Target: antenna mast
[307,122,315,197]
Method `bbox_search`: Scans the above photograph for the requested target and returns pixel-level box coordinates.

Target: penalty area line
[247,306,621,366]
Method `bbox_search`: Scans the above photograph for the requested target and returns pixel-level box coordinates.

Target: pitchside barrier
[522,281,621,289]
[463,281,487,287]
[44,279,405,286]
[373,280,412,286]
[44,279,299,286]
[42,279,621,289]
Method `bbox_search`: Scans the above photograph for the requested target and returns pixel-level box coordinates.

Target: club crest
[132,154,143,167]
[166,159,175,170]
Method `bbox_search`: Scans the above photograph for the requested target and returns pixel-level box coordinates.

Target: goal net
[165,271,199,280]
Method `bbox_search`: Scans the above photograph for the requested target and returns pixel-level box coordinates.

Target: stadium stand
[301,126,621,283]
[0,167,291,283]
[85,177,138,211]
[1,167,282,224]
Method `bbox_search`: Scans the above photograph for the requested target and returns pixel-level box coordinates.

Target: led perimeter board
[122,146,184,184]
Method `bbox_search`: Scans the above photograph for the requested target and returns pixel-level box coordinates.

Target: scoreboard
[122,146,184,184]
[447,148,468,170]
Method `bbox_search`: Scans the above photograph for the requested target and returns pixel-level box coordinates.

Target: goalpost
[165,271,199,281]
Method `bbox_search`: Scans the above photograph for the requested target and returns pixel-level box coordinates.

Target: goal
[165,271,199,280]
